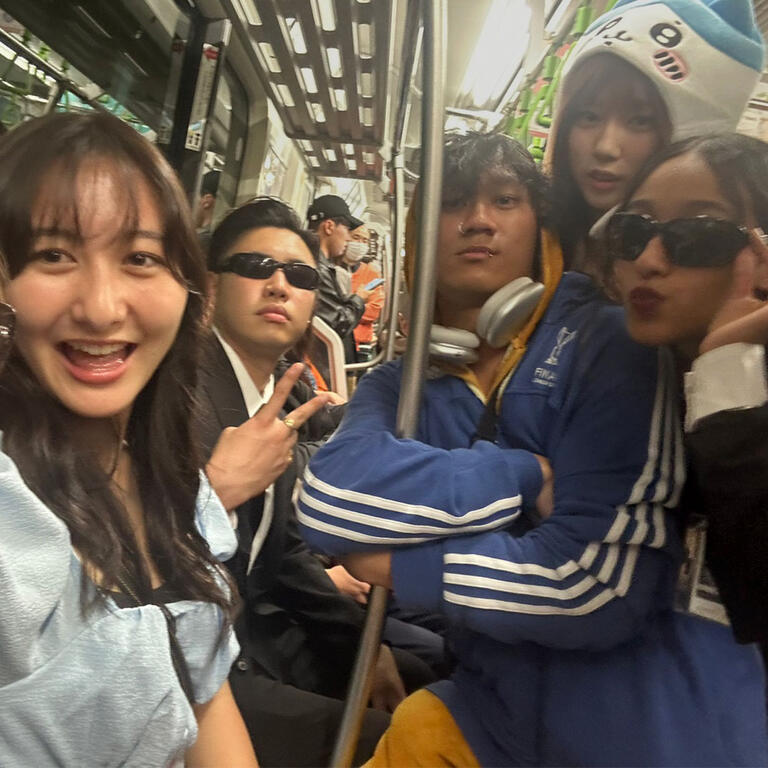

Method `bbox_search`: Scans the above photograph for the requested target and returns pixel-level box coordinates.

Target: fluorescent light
[360,72,373,98]
[459,0,530,109]
[301,67,318,93]
[360,106,374,126]
[327,47,343,78]
[258,42,281,73]
[236,0,261,26]
[286,17,307,54]
[333,88,348,111]
[356,23,373,58]
[316,0,336,31]
[311,103,326,123]
[275,84,295,107]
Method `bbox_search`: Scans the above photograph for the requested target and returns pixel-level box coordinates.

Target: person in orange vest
[345,224,385,358]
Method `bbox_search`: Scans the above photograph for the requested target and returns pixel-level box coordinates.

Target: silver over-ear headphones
[429,277,545,364]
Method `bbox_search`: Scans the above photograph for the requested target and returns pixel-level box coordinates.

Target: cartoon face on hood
[561,0,764,140]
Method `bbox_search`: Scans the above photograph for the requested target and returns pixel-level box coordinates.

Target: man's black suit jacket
[196,335,363,698]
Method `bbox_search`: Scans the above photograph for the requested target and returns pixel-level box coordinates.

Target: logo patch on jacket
[534,327,578,388]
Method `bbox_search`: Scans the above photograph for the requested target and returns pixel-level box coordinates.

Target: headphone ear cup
[429,325,481,364]
[430,325,481,348]
[476,277,545,348]
[429,342,479,364]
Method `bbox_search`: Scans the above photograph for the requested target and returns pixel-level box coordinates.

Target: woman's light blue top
[0,447,239,767]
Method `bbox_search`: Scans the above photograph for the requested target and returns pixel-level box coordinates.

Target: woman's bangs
[565,55,667,126]
[33,156,143,242]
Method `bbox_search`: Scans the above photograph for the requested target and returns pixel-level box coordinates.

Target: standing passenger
[307,194,372,361]
[345,224,385,357]
[0,112,257,766]
[548,0,763,272]
[297,132,767,766]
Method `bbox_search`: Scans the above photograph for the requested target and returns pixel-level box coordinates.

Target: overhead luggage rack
[246,0,391,180]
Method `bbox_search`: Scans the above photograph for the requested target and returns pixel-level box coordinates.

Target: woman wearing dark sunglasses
[0,112,258,766]
[610,133,768,649]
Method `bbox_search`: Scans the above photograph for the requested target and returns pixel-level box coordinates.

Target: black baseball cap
[307,194,363,229]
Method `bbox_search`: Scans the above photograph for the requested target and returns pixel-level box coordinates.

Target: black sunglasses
[606,212,751,268]
[0,302,15,369]
[217,252,319,290]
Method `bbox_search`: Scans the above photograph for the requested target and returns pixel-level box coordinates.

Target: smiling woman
[0,112,257,767]
[7,161,189,420]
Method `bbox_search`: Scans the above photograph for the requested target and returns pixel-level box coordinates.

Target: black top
[195,336,367,698]
[688,403,768,644]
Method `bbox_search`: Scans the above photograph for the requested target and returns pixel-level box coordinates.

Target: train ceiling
[244,0,390,181]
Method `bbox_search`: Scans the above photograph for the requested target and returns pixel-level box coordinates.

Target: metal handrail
[344,349,385,372]
[383,154,406,363]
[328,1,446,764]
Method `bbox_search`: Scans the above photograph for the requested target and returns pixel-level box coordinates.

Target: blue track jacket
[299,273,767,766]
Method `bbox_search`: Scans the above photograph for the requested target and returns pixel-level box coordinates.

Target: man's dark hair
[201,169,221,197]
[207,196,321,270]
[440,131,550,225]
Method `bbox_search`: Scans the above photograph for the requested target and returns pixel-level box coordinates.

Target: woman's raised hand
[700,236,768,354]
[206,363,335,510]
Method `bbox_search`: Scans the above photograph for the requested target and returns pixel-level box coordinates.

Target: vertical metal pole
[384,155,406,362]
[329,2,446,765]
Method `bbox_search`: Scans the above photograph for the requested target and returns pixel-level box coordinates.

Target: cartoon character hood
[560,0,765,140]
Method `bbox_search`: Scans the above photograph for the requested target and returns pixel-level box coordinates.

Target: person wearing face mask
[547,0,764,277]
[345,224,385,359]
[306,195,372,365]
[608,133,768,649]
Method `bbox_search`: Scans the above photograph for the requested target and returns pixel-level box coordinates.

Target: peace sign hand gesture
[206,363,336,510]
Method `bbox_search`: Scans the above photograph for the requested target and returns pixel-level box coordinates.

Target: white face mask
[344,241,368,263]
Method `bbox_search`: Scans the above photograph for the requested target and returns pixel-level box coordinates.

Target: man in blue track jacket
[298,133,767,766]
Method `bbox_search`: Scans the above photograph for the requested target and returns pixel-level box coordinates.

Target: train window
[258,144,288,198]
[0,0,192,139]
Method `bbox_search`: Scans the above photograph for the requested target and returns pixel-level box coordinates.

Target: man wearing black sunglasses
[307,194,374,362]
[199,198,434,767]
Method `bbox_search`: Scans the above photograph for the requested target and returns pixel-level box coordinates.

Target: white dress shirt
[213,328,275,574]
[684,342,768,431]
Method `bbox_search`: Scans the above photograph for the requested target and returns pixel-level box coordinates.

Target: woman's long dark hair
[549,54,671,268]
[0,111,237,623]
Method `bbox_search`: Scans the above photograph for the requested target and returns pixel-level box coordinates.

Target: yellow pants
[363,689,481,767]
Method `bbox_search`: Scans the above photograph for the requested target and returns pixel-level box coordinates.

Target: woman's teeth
[68,342,126,356]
